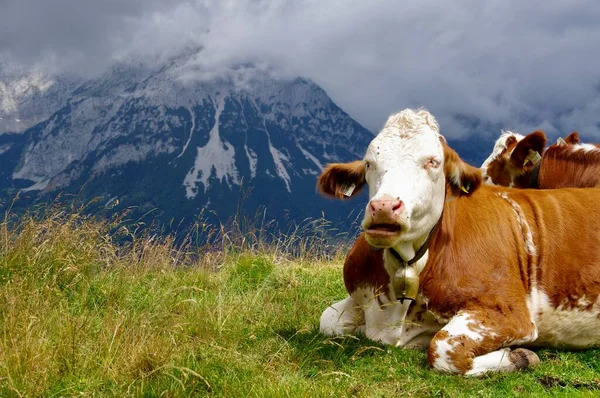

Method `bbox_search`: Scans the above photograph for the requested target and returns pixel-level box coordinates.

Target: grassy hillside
[1,206,600,397]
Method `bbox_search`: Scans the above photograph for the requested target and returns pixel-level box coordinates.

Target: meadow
[1,204,600,397]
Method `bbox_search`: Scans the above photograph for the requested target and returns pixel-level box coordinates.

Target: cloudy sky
[2,0,600,137]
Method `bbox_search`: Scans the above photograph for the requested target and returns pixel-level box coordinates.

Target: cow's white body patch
[320,296,365,336]
[444,312,489,342]
[430,312,489,373]
[358,287,412,345]
[526,289,600,348]
[498,192,537,256]
[577,296,592,308]
[573,143,600,153]
[429,310,452,325]
[431,338,460,374]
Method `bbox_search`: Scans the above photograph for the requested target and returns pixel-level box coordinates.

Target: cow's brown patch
[538,144,600,188]
[343,233,392,306]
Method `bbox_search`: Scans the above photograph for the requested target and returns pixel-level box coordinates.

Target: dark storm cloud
[0,0,181,73]
[2,0,600,137]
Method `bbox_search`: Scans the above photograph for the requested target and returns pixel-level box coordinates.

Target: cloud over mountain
[2,0,600,136]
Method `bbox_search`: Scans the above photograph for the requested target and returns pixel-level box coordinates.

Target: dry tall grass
[3,203,597,397]
[0,202,353,396]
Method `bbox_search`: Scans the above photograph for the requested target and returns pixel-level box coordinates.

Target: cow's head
[318,109,481,258]
[481,131,546,187]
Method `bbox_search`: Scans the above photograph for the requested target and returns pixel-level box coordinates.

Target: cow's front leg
[427,310,539,376]
[320,296,365,336]
[322,288,421,346]
[362,296,408,345]
[362,292,439,347]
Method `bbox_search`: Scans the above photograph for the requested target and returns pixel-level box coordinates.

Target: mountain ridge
[0,61,375,234]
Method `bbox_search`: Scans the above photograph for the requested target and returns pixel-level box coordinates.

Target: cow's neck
[384,212,443,276]
[513,159,542,188]
[388,217,441,268]
[528,160,542,188]
[384,212,443,302]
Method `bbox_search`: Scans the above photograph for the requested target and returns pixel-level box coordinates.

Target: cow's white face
[361,117,446,257]
[317,108,482,262]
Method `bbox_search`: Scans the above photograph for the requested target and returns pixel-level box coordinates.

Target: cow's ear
[442,142,482,197]
[504,135,518,147]
[317,161,366,199]
[564,131,580,145]
[510,131,546,170]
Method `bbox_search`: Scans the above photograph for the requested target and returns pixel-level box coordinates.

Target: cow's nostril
[392,200,403,212]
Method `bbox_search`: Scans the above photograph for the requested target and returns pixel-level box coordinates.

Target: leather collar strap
[388,214,443,266]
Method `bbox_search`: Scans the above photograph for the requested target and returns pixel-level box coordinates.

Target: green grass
[1,208,600,397]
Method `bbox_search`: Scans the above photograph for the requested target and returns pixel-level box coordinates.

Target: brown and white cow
[481,130,600,189]
[318,108,600,376]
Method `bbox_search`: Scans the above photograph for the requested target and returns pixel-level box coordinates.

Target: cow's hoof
[510,348,540,370]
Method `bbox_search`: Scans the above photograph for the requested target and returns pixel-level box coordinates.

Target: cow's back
[539,145,600,189]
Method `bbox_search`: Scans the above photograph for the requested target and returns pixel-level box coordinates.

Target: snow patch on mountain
[249,97,293,193]
[269,143,292,193]
[296,142,323,171]
[21,178,50,192]
[245,144,258,179]
[177,107,195,158]
[93,141,178,172]
[184,96,239,198]
[0,144,11,155]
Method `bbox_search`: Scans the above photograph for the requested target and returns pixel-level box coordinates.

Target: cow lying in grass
[317,109,600,376]
[481,130,600,188]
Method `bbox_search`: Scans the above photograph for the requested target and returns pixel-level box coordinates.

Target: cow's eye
[425,158,441,169]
